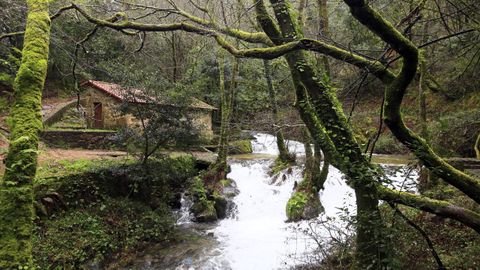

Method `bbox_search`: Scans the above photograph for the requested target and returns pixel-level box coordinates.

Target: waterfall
[137,132,417,270]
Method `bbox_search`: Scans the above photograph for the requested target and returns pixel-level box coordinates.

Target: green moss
[34,156,197,210]
[229,139,253,154]
[35,158,134,180]
[286,191,309,221]
[220,178,232,187]
[190,176,218,222]
[192,199,217,222]
[0,186,34,269]
[29,156,196,267]
[270,157,291,176]
[1,0,52,267]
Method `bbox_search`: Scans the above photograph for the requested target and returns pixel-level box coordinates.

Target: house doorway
[93,102,103,128]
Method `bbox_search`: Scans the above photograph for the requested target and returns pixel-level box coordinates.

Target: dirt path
[38,148,128,163]
[0,148,129,176]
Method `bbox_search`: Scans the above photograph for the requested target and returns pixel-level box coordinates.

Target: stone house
[80,80,216,138]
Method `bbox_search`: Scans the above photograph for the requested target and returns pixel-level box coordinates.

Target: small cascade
[251,132,306,156]
[175,193,194,225]
[135,132,418,270]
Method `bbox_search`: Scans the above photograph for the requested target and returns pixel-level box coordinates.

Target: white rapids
[134,132,418,270]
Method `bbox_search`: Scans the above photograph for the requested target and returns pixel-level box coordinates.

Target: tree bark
[255,1,389,267]
[216,52,228,167]
[317,0,331,78]
[0,0,51,267]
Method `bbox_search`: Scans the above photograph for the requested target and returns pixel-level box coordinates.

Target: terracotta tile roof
[80,80,216,110]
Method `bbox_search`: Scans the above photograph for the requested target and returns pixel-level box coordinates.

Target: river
[128,132,418,270]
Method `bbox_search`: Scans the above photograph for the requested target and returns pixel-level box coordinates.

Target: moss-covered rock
[213,193,228,219]
[189,175,238,222]
[221,178,240,198]
[189,176,219,222]
[228,139,253,154]
[286,190,323,222]
[191,199,218,222]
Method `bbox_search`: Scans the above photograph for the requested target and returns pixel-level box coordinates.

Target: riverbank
[32,155,199,269]
[29,133,480,269]
[116,133,420,269]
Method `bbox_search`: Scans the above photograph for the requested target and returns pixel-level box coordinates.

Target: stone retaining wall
[40,130,119,149]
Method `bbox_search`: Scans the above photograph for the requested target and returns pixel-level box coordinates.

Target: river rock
[214,195,228,219]
[286,190,324,222]
[192,200,217,222]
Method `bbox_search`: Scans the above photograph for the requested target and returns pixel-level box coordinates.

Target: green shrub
[33,198,174,269]
[32,156,197,268]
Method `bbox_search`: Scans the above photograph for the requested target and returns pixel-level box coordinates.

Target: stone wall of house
[40,130,119,149]
[189,109,214,140]
[81,86,214,139]
[81,86,131,129]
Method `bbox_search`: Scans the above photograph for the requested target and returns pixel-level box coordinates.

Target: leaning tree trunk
[0,0,51,268]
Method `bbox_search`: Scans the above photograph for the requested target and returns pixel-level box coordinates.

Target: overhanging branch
[379,186,480,233]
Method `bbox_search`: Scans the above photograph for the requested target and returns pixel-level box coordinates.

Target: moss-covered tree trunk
[207,52,238,184]
[216,52,228,169]
[255,0,388,267]
[303,128,314,176]
[313,143,329,189]
[287,128,326,221]
[263,59,292,163]
[316,0,331,78]
[312,0,330,190]
[0,0,51,268]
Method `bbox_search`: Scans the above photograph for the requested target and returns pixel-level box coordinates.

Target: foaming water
[132,132,418,270]
[251,132,306,156]
[210,159,353,270]
[194,133,417,270]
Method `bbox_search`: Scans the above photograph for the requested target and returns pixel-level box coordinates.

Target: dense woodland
[0,0,479,269]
